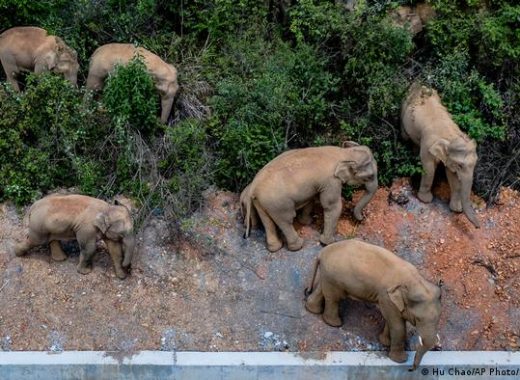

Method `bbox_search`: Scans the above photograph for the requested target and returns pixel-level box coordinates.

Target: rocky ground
[0,178,518,355]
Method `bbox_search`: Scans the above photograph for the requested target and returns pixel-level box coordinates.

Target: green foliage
[159,119,213,217]
[0,0,518,210]
[102,55,161,136]
[209,33,337,190]
[0,74,105,204]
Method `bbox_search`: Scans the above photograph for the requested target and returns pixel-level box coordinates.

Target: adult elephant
[0,26,79,91]
[305,239,442,371]
[15,194,135,279]
[86,43,179,123]
[241,143,378,252]
[401,84,480,228]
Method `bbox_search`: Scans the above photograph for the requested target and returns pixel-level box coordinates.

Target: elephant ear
[428,139,450,163]
[341,140,359,148]
[93,212,110,235]
[388,285,406,313]
[334,160,355,183]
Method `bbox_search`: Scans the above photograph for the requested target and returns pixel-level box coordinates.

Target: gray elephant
[401,84,480,228]
[86,43,179,123]
[305,239,441,371]
[241,143,378,252]
[15,194,135,279]
[0,27,79,91]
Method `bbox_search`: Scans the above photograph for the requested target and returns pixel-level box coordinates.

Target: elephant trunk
[65,70,78,86]
[410,344,429,371]
[122,235,136,267]
[460,175,480,228]
[353,177,378,221]
[409,328,440,371]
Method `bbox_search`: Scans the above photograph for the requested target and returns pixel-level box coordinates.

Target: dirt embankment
[0,178,518,353]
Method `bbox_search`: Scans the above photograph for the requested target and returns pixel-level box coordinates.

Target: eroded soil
[0,178,518,354]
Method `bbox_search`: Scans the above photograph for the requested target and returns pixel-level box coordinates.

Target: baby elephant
[15,194,136,279]
[305,239,441,370]
[241,143,378,252]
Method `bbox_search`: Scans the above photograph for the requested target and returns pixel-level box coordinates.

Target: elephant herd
[6,25,482,372]
[0,27,179,123]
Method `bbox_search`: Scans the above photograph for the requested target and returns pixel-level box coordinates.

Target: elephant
[305,239,441,371]
[401,84,480,228]
[86,43,179,123]
[14,194,136,279]
[390,3,436,35]
[0,26,79,91]
[241,143,378,252]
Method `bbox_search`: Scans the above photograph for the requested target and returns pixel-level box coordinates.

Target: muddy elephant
[0,26,79,91]
[14,194,135,279]
[86,43,179,123]
[305,239,441,371]
[401,84,480,228]
[241,143,378,252]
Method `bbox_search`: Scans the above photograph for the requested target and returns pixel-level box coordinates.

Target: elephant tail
[304,255,321,298]
[243,194,253,239]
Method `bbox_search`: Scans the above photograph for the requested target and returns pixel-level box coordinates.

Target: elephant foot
[287,237,304,251]
[305,298,324,315]
[388,349,408,363]
[115,269,127,280]
[14,245,27,257]
[323,313,342,327]
[378,332,391,347]
[297,214,313,226]
[449,199,463,213]
[417,191,433,203]
[51,250,67,262]
[319,234,335,246]
[77,264,92,275]
[267,240,283,252]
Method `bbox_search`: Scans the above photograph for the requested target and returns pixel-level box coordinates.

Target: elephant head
[429,136,480,227]
[94,200,135,267]
[334,143,378,221]
[388,281,442,371]
[50,37,79,85]
[153,64,179,123]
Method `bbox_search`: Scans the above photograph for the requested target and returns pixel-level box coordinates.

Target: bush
[0,74,106,204]
[102,55,162,136]
[208,33,337,190]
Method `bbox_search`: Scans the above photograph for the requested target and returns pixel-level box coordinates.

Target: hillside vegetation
[0,0,518,223]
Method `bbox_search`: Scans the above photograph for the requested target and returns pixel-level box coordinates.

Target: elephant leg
[446,169,462,212]
[319,193,342,246]
[1,58,21,92]
[297,201,314,225]
[387,319,408,363]
[76,231,97,275]
[160,94,175,123]
[378,322,391,346]
[106,240,127,280]
[85,73,104,91]
[305,273,324,314]
[418,150,437,203]
[321,281,343,327]
[268,207,303,251]
[253,200,283,252]
[14,230,46,257]
[49,241,67,261]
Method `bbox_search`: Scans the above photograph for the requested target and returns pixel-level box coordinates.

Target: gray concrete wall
[1,351,519,380]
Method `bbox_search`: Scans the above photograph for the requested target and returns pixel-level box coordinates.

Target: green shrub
[102,55,161,136]
[0,74,106,204]
[209,33,337,190]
